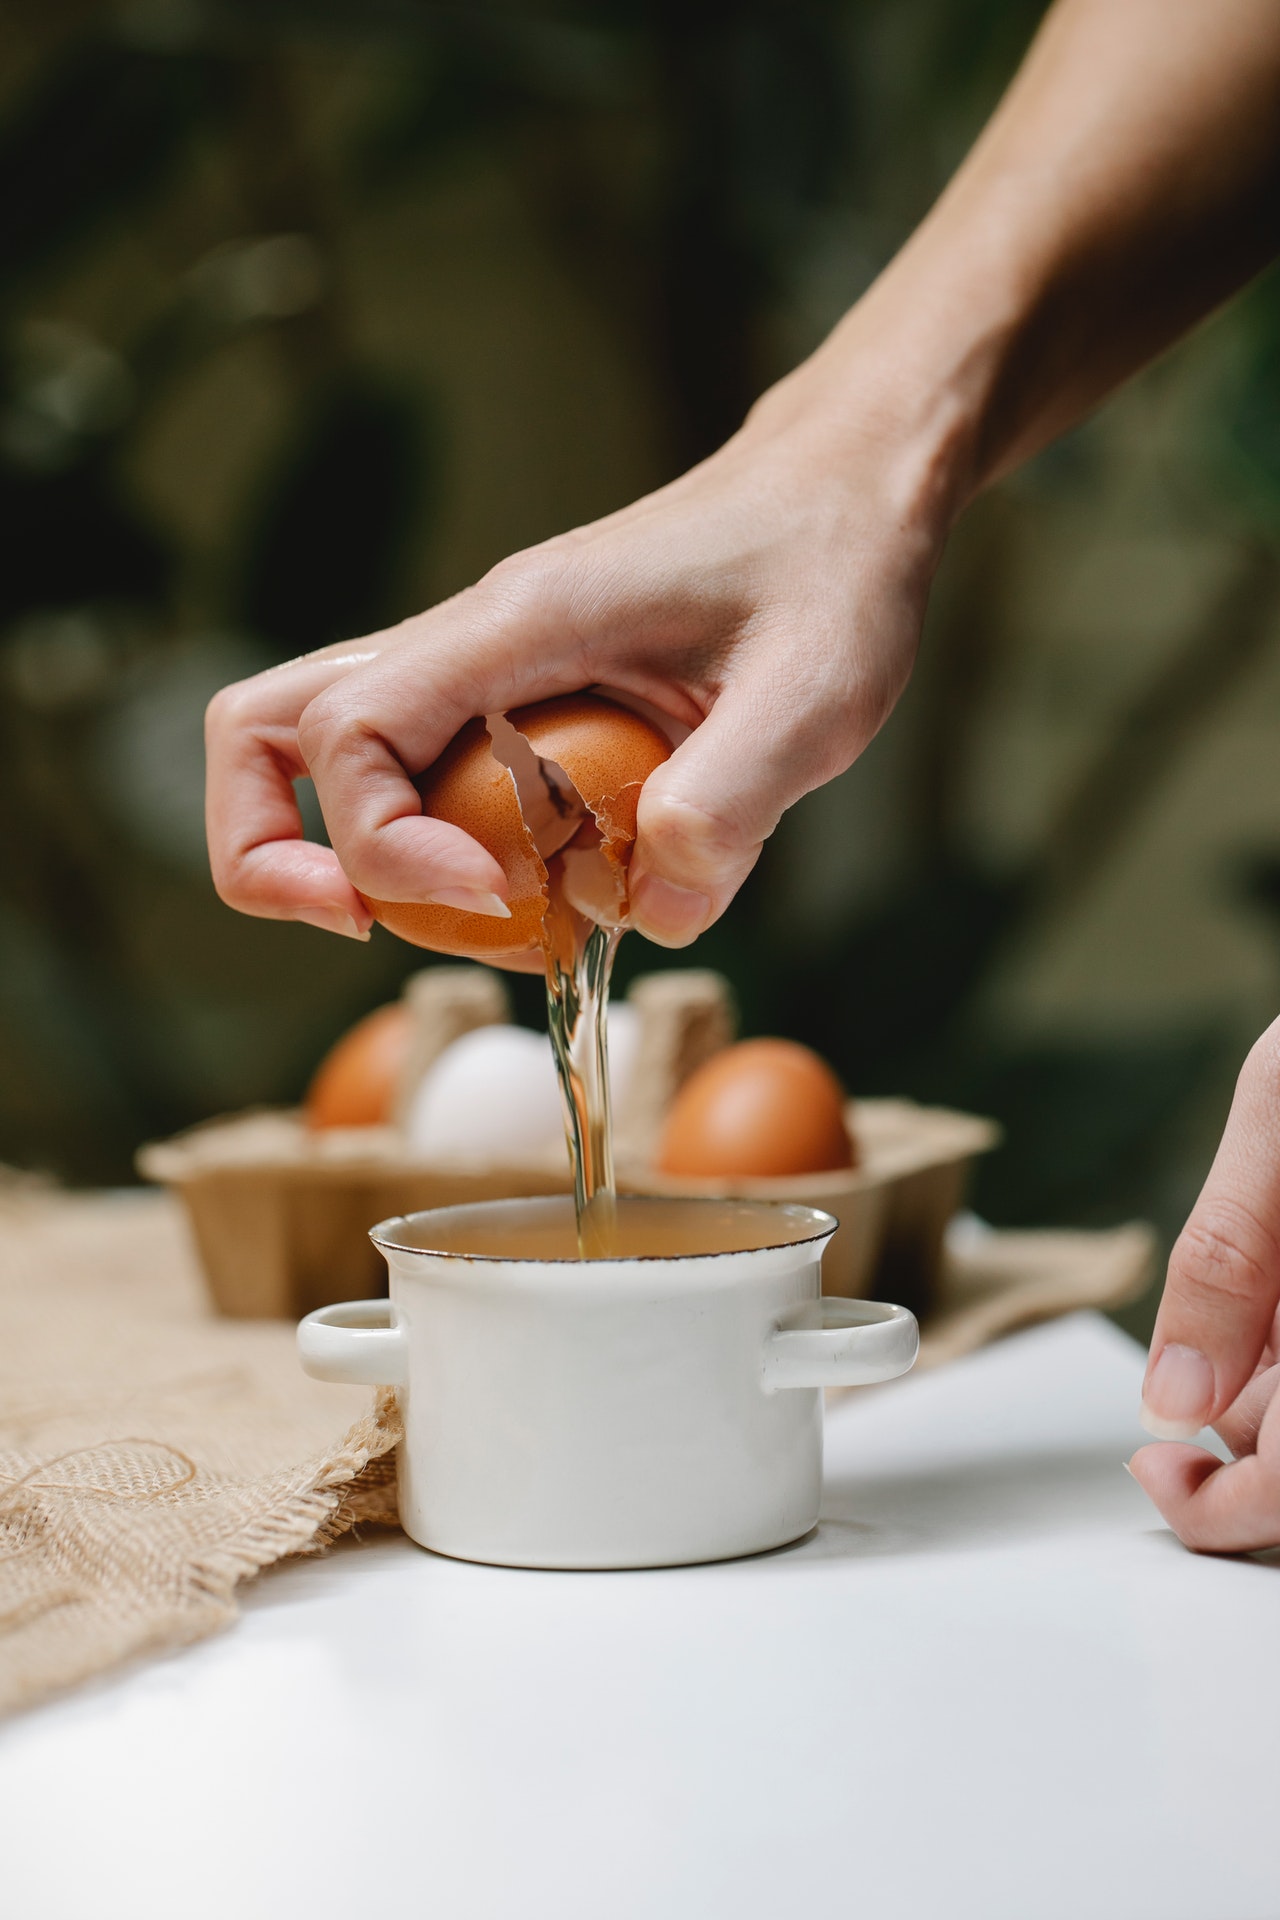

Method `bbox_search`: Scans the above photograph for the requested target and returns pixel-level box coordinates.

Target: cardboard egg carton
[139,966,1001,1320]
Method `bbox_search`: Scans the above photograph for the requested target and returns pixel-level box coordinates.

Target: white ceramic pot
[297,1195,918,1570]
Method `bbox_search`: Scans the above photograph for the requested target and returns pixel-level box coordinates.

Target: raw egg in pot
[657,1038,856,1179]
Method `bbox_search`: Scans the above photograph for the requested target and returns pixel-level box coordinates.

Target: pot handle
[762,1297,918,1393]
[297,1299,409,1386]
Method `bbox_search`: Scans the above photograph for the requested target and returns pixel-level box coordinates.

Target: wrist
[738,331,984,556]
[744,173,1052,538]
[739,322,996,555]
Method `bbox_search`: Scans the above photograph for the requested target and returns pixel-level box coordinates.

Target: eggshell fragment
[305,1001,414,1129]
[508,695,671,849]
[360,695,672,960]
[656,1038,856,1178]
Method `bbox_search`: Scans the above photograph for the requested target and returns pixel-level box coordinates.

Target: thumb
[627,672,855,947]
[1141,1017,1280,1440]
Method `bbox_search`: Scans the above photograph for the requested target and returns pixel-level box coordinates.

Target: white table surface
[2,1311,1276,1920]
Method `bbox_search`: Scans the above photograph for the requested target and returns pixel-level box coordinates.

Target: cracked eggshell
[358,717,547,959]
[360,695,673,959]
[509,692,671,859]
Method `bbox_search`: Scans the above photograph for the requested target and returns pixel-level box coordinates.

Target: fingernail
[301,910,376,948]
[1141,1343,1214,1440]
[629,873,711,946]
[1122,1461,1136,1479]
[425,887,512,919]
[303,909,371,942]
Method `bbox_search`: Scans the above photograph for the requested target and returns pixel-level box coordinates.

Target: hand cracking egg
[358,692,673,1247]
[359,693,673,960]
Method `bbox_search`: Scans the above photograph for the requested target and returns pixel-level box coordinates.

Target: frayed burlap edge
[0,1390,402,1720]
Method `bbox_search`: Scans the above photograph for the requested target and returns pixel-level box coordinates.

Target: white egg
[406,1026,563,1162]
[605,1002,640,1110]
[406,1007,643,1165]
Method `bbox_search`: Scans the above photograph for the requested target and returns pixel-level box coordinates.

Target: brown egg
[305,1001,414,1129]
[360,694,672,960]
[656,1039,856,1178]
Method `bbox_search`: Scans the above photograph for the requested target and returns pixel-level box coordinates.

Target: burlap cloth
[0,1182,401,1718]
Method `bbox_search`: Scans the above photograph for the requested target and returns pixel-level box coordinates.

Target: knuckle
[295,689,349,768]
[207,838,255,909]
[334,848,380,896]
[209,864,244,910]
[1169,1201,1277,1312]
[481,543,570,617]
[639,789,754,870]
[204,677,258,743]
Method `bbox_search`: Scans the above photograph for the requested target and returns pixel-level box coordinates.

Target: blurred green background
[3,0,1279,1339]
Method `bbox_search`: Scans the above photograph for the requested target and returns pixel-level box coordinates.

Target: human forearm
[757,0,1280,517]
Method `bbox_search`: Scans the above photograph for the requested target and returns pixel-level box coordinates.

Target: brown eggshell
[305,1001,414,1129]
[359,717,548,959]
[508,694,672,853]
[656,1038,856,1178]
[362,696,673,959]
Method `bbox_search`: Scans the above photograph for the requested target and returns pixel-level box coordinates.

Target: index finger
[206,648,384,935]
[1141,1017,1280,1439]
[206,634,507,933]
[293,570,592,906]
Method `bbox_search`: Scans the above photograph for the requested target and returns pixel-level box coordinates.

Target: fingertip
[424,887,512,919]
[214,842,375,934]
[1126,1440,1222,1516]
[1125,1442,1167,1492]
[299,909,372,942]
[335,816,510,906]
[1140,1341,1215,1439]
[1139,1408,1206,1443]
